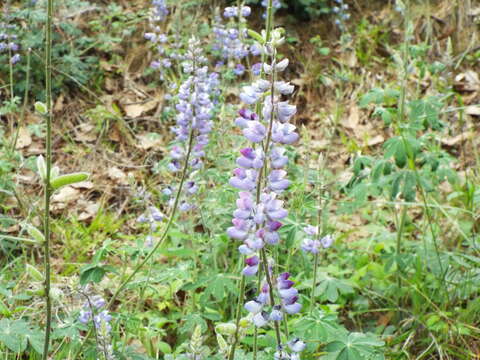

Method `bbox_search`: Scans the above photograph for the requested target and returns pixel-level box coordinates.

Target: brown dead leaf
[15,127,32,149]
[51,186,80,205]
[54,94,65,112]
[75,123,97,142]
[342,105,360,129]
[136,132,163,150]
[465,105,480,116]
[107,167,128,185]
[440,131,473,146]
[454,70,480,92]
[366,134,385,147]
[71,181,94,189]
[124,100,158,118]
[78,201,100,221]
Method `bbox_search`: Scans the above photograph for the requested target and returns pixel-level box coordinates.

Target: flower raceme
[227,34,304,357]
[165,37,219,212]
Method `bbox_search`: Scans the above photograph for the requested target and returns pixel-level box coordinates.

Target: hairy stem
[42,0,54,358]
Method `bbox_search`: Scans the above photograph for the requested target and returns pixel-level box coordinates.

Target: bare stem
[42,0,54,358]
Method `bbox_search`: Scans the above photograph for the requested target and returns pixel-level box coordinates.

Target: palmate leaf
[184,273,238,304]
[314,273,354,303]
[0,318,45,355]
[294,309,345,351]
[322,332,385,360]
[201,273,238,302]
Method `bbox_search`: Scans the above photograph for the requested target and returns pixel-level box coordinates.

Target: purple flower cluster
[0,10,20,65]
[79,295,112,331]
[274,338,306,360]
[137,206,164,229]
[144,0,185,80]
[78,293,114,359]
[167,38,219,211]
[211,5,259,76]
[301,225,333,254]
[151,0,169,22]
[332,0,351,30]
[212,18,249,61]
[227,36,304,354]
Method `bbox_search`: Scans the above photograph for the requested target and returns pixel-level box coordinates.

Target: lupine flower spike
[227,16,304,357]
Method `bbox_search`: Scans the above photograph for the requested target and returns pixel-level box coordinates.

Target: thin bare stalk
[11,49,31,151]
[42,0,54,358]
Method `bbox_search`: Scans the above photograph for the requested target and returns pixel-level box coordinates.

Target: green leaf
[247,29,264,44]
[79,264,111,285]
[323,332,385,360]
[0,318,29,353]
[24,224,45,244]
[50,172,89,190]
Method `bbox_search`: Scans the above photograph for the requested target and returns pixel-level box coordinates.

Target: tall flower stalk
[107,37,215,308]
[227,1,304,358]
[42,0,54,358]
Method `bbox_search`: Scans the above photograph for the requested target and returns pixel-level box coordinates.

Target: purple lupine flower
[151,0,169,22]
[78,310,91,324]
[257,282,270,305]
[272,122,299,144]
[10,53,20,64]
[303,225,317,236]
[301,238,321,254]
[237,147,264,169]
[269,305,283,321]
[227,33,303,337]
[268,170,291,192]
[245,299,263,314]
[234,63,246,76]
[163,38,218,212]
[252,311,269,327]
[270,147,289,168]
[229,168,258,191]
[321,234,334,248]
[235,108,258,128]
[252,62,262,76]
[243,121,266,143]
[211,7,250,63]
[289,338,306,353]
[250,43,262,56]
[227,218,251,240]
[243,255,260,276]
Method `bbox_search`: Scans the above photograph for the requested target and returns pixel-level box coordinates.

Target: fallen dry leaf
[71,181,94,190]
[465,105,480,116]
[342,105,360,129]
[15,127,32,149]
[136,132,163,150]
[51,186,80,204]
[366,134,385,147]
[78,201,100,221]
[107,167,129,185]
[124,100,158,118]
[440,131,473,146]
[75,123,97,142]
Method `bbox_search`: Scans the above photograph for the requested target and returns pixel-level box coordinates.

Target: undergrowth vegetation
[0,0,479,359]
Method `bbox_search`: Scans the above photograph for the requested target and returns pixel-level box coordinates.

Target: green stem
[310,251,319,313]
[107,126,196,309]
[260,248,282,346]
[395,205,407,291]
[42,0,54,359]
[11,49,31,151]
[228,275,246,360]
